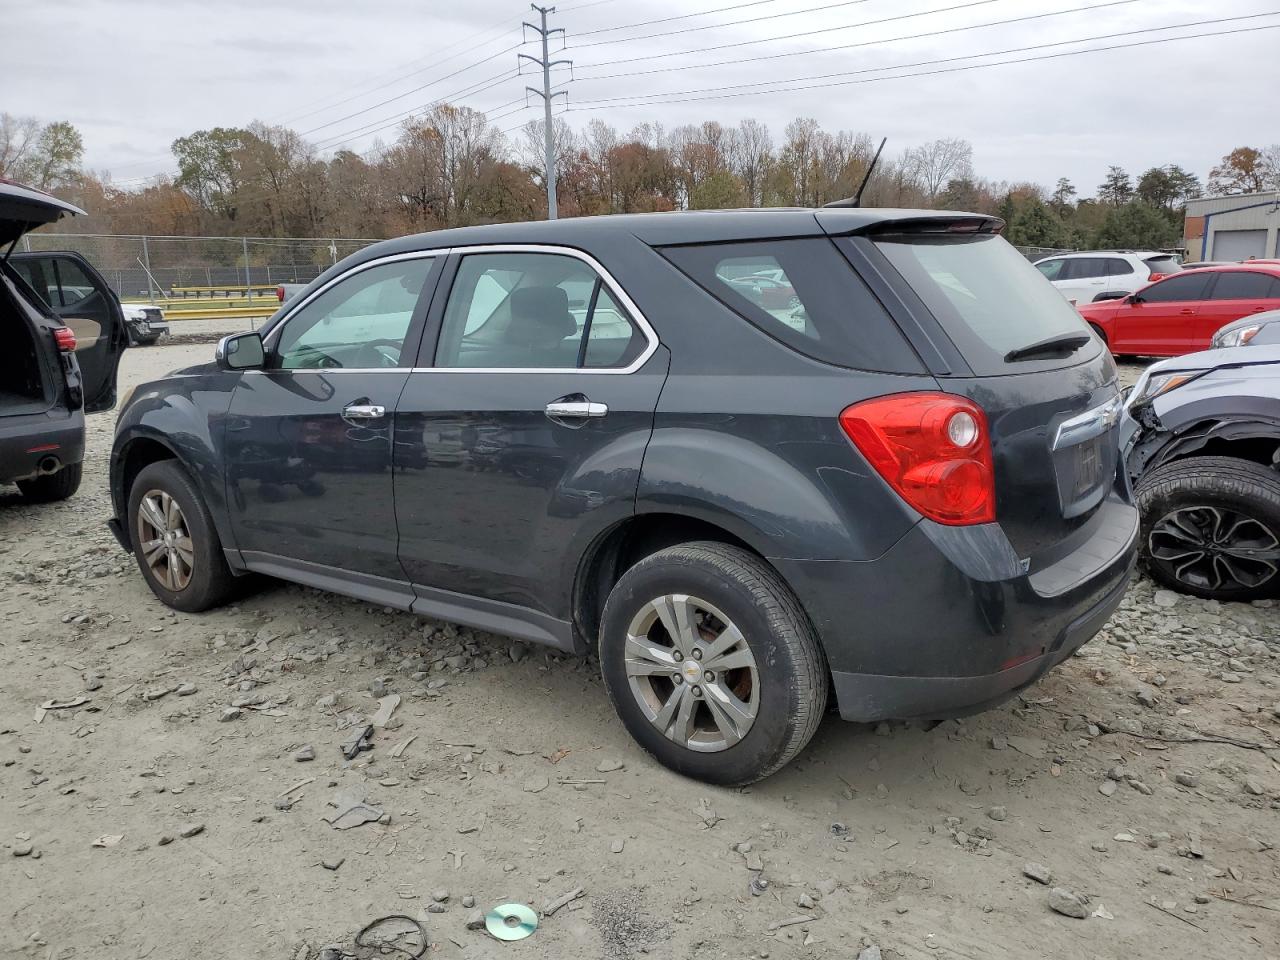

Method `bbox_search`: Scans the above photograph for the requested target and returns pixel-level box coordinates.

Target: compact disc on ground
[485,902,538,941]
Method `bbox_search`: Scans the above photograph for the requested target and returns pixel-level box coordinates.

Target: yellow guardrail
[169,284,283,297]
[123,299,277,322]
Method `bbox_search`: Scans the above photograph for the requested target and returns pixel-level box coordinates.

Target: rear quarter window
[658,238,923,373]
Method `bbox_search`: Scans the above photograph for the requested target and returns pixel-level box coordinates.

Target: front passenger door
[223,254,440,589]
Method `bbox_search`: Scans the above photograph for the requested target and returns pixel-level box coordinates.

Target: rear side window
[1139,272,1212,303]
[872,233,1089,373]
[1209,271,1280,301]
[660,238,921,372]
[1104,258,1134,276]
[1065,258,1105,280]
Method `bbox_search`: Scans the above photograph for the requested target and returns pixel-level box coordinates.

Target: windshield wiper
[1004,333,1091,363]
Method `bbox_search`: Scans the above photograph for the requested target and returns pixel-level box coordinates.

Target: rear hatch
[0,179,84,247]
[828,215,1122,562]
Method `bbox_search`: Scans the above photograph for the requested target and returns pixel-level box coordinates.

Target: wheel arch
[571,510,771,651]
[111,428,234,554]
[1142,416,1280,476]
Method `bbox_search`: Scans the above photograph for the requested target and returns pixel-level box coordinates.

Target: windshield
[874,233,1092,373]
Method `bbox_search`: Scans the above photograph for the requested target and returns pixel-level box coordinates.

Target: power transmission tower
[520,5,571,219]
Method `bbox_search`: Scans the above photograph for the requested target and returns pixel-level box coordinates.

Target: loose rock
[1048,887,1089,919]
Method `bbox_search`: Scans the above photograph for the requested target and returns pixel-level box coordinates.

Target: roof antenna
[823,137,886,209]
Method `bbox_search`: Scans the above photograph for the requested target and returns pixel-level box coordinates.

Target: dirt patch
[2,351,1278,959]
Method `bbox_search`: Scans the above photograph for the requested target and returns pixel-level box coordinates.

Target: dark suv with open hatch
[2,181,126,502]
[107,209,1137,784]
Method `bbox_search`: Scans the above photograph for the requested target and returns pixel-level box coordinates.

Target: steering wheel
[350,339,402,368]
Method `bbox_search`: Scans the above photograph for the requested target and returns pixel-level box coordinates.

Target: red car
[1078,264,1280,356]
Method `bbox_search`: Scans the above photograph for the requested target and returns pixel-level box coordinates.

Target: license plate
[1071,438,1103,498]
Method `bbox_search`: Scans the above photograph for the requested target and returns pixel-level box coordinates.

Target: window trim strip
[258,243,660,376]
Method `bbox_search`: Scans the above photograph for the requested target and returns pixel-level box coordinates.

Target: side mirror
[1124,294,1140,305]
[216,332,265,370]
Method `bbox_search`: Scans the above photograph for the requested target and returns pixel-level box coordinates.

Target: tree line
[4,108,1280,258]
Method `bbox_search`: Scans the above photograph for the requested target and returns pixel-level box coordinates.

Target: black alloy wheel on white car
[1136,456,1280,602]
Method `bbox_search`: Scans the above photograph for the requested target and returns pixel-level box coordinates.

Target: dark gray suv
[107,209,1137,784]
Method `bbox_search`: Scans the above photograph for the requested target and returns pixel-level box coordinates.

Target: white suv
[1034,251,1182,305]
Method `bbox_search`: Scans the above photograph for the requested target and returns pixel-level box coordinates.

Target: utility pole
[520,5,570,219]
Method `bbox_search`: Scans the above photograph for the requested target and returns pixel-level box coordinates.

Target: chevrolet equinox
[107,209,1138,784]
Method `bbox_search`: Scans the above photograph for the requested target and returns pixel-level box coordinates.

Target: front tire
[1136,455,1280,601]
[17,462,82,503]
[599,542,828,785]
[128,460,237,612]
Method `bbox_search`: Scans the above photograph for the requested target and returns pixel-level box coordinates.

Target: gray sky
[7,0,1280,195]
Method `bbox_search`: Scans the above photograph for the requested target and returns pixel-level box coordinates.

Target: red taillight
[53,327,76,352]
[839,392,996,526]
[1147,272,1165,282]
[276,285,285,302]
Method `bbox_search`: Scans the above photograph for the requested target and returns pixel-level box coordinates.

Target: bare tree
[730,118,773,206]
[904,137,973,205]
[0,113,41,180]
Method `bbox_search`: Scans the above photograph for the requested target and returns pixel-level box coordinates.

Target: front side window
[1035,259,1066,281]
[433,251,646,370]
[1138,272,1212,303]
[274,257,434,369]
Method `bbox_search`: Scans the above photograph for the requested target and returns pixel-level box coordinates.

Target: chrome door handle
[545,400,608,419]
[342,402,386,420]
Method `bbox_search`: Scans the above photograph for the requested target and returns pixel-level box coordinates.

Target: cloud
[8,0,1279,194]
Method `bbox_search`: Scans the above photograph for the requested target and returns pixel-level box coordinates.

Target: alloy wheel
[1149,505,1280,593]
[624,594,759,753]
[136,488,195,591]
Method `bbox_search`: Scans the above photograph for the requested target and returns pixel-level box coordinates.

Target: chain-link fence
[1014,245,1075,261]
[19,233,381,301]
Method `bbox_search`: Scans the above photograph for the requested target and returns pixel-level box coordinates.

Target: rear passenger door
[1195,271,1280,349]
[9,252,128,411]
[392,247,668,634]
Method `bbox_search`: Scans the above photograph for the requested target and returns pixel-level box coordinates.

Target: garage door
[1211,229,1269,261]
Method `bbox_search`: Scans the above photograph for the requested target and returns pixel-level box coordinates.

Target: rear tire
[17,462,82,503]
[1135,455,1280,602]
[598,541,828,785]
[128,460,237,612]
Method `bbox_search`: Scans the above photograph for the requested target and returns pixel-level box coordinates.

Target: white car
[1034,251,1182,305]
[120,302,169,345]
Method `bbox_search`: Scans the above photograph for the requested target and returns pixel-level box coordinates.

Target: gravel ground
[2,349,1278,960]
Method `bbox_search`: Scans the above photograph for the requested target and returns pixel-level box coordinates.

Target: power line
[573,0,1129,78]
[567,0,874,48]
[573,0,783,37]
[104,16,524,177]
[298,43,523,137]
[571,0,1001,68]
[273,19,522,126]
[310,69,521,150]
[567,17,1280,110]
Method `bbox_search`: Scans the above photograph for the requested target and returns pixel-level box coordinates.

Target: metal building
[1183,192,1280,261]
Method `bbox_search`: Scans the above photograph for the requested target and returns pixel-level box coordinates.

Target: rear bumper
[0,409,84,483]
[773,492,1138,722]
[829,566,1131,721]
